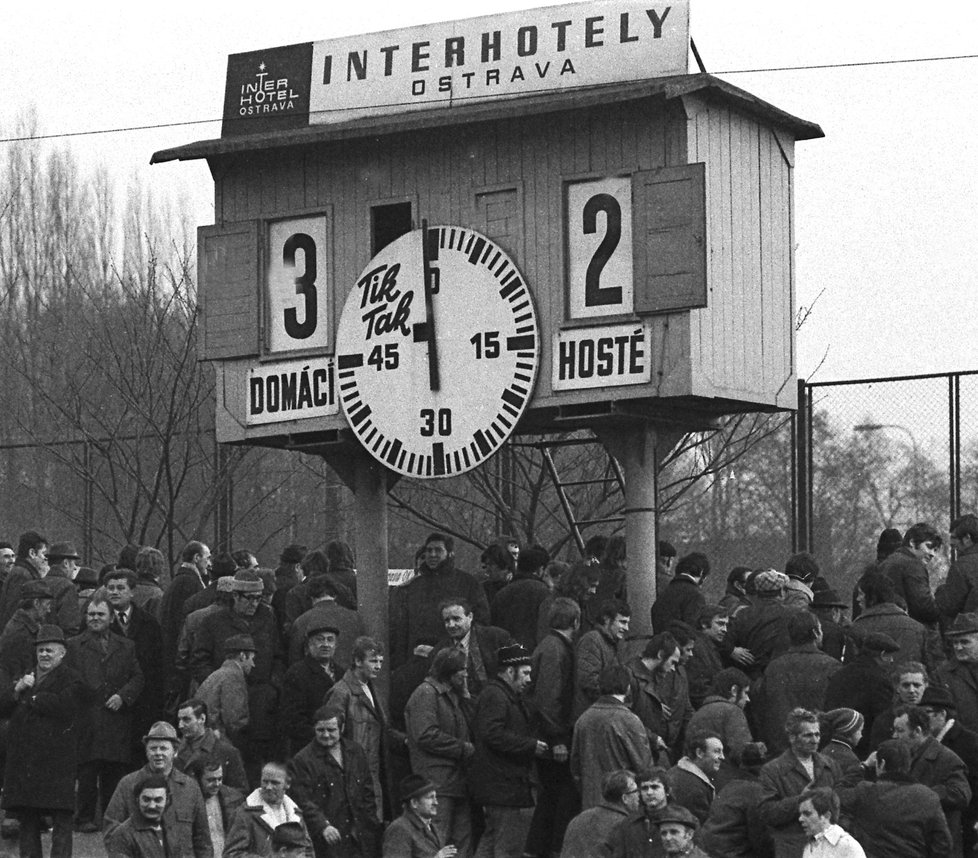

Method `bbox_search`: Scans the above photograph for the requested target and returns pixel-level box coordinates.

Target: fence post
[793,378,812,553]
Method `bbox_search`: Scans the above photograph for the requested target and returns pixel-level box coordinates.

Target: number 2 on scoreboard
[566,177,634,320]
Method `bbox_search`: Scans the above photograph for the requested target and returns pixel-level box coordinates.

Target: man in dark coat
[104,720,213,858]
[574,599,629,719]
[853,571,936,668]
[757,707,839,858]
[287,575,364,667]
[43,542,82,636]
[490,545,551,650]
[651,553,710,634]
[666,733,724,823]
[824,631,899,756]
[68,596,145,831]
[381,775,448,858]
[106,568,165,759]
[288,706,380,858]
[685,605,728,709]
[160,541,211,675]
[702,743,773,858]
[389,533,490,669]
[810,589,848,661]
[103,773,179,858]
[755,612,841,753]
[524,597,580,858]
[0,580,53,682]
[878,522,942,626]
[560,769,639,858]
[0,531,48,632]
[937,514,978,622]
[726,570,793,679]
[839,739,951,858]
[920,685,978,856]
[0,624,85,858]
[185,757,244,858]
[174,698,247,791]
[224,762,314,858]
[937,612,978,733]
[430,598,511,699]
[472,644,546,858]
[280,622,342,755]
[893,704,972,858]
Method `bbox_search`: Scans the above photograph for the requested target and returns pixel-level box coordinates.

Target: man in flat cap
[382,774,457,858]
[0,580,53,684]
[656,804,710,858]
[810,589,849,661]
[43,542,82,636]
[280,622,342,755]
[195,634,256,752]
[0,624,85,858]
[937,612,978,733]
[471,643,547,858]
[105,720,212,857]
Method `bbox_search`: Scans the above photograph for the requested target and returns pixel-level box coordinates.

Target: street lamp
[853,423,921,520]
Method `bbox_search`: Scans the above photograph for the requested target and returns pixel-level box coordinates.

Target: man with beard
[625,632,681,763]
[390,534,489,669]
[288,706,380,858]
[104,721,212,858]
[280,622,343,755]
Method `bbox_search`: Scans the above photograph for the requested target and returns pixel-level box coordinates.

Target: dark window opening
[371,202,413,255]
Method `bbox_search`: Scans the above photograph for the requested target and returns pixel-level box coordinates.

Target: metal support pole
[794,379,811,553]
[353,449,391,694]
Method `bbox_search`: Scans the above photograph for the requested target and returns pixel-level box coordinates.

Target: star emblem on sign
[258,62,266,71]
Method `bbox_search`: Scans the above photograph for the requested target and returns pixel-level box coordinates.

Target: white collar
[937,718,956,743]
[815,823,846,846]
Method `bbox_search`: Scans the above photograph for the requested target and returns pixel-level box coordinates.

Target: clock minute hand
[421,222,441,392]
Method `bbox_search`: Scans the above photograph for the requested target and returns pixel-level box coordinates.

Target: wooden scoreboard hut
[152,1,821,635]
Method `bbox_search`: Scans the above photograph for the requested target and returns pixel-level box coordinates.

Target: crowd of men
[1,517,978,858]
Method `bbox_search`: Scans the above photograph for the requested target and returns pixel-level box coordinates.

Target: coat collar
[676,757,716,792]
[242,789,303,832]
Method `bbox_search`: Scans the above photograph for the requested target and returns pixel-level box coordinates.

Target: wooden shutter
[632,163,707,314]
[197,221,261,360]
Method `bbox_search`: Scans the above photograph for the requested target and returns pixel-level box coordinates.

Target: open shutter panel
[632,162,707,314]
[197,221,261,360]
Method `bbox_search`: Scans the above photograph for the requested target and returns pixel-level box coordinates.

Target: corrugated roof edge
[150,73,823,165]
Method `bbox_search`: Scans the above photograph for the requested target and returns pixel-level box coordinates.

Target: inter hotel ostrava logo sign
[221,2,688,135]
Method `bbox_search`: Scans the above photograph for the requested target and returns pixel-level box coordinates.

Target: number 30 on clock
[566,177,634,320]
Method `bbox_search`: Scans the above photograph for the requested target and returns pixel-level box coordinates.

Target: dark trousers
[76,760,130,824]
[524,758,579,857]
[17,809,72,858]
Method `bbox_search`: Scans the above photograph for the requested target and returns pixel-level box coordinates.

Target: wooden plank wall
[684,95,796,407]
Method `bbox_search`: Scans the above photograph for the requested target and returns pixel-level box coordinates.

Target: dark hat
[946,612,978,637]
[21,580,51,601]
[738,742,769,769]
[399,773,437,803]
[812,589,848,609]
[306,622,341,639]
[652,804,698,830]
[231,570,263,593]
[47,542,80,561]
[74,567,98,589]
[223,634,257,654]
[143,721,179,744]
[280,544,307,565]
[860,631,900,653]
[497,643,532,667]
[258,569,277,595]
[271,822,307,850]
[35,624,65,646]
[920,685,956,711]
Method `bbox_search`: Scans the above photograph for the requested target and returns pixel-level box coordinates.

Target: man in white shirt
[799,788,866,858]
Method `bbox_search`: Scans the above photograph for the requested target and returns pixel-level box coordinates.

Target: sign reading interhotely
[247,357,338,425]
[222,1,688,134]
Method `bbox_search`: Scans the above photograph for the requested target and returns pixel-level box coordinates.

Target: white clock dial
[335,225,539,479]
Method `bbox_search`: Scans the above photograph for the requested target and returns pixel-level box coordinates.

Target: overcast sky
[2,0,976,384]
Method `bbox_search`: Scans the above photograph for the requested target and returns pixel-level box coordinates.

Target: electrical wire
[0,51,976,145]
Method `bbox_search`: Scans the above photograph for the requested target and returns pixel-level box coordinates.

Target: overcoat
[67,629,144,763]
[559,802,630,858]
[404,676,473,797]
[223,789,315,858]
[279,656,339,754]
[879,547,939,625]
[0,659,85,811]
[937,542,978,619]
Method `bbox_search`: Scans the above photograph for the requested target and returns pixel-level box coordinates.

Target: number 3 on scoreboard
[266,215,331,354]
[566,177,634,319]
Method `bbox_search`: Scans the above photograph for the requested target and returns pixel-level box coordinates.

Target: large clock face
[335,225,539,479]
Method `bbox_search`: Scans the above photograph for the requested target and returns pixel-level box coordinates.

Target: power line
[1,51,976,146]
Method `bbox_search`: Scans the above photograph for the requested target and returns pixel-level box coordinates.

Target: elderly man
[104,720,212,858]
[195,634,256,748]
[224,761,314,858]
[68,595,145,832]
[324,636,402,822]
[404,648,474,856]
[288,706,380,858]
[0,624,85,858]
[656,805,711,858]
[758,708,840,858]
[937,612,978,733]
[0,580,53,682]
[43,542,82,635]
[104,774,176,858]
[174,698,247,791]
[280,622,342,755]
[382,774,458,858]
[287,575,364,667]
[431,598,511,698]
[472,644,549,858]
[560,769,640,858]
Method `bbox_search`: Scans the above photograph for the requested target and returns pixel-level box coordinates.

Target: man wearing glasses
[559,770,640,858]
